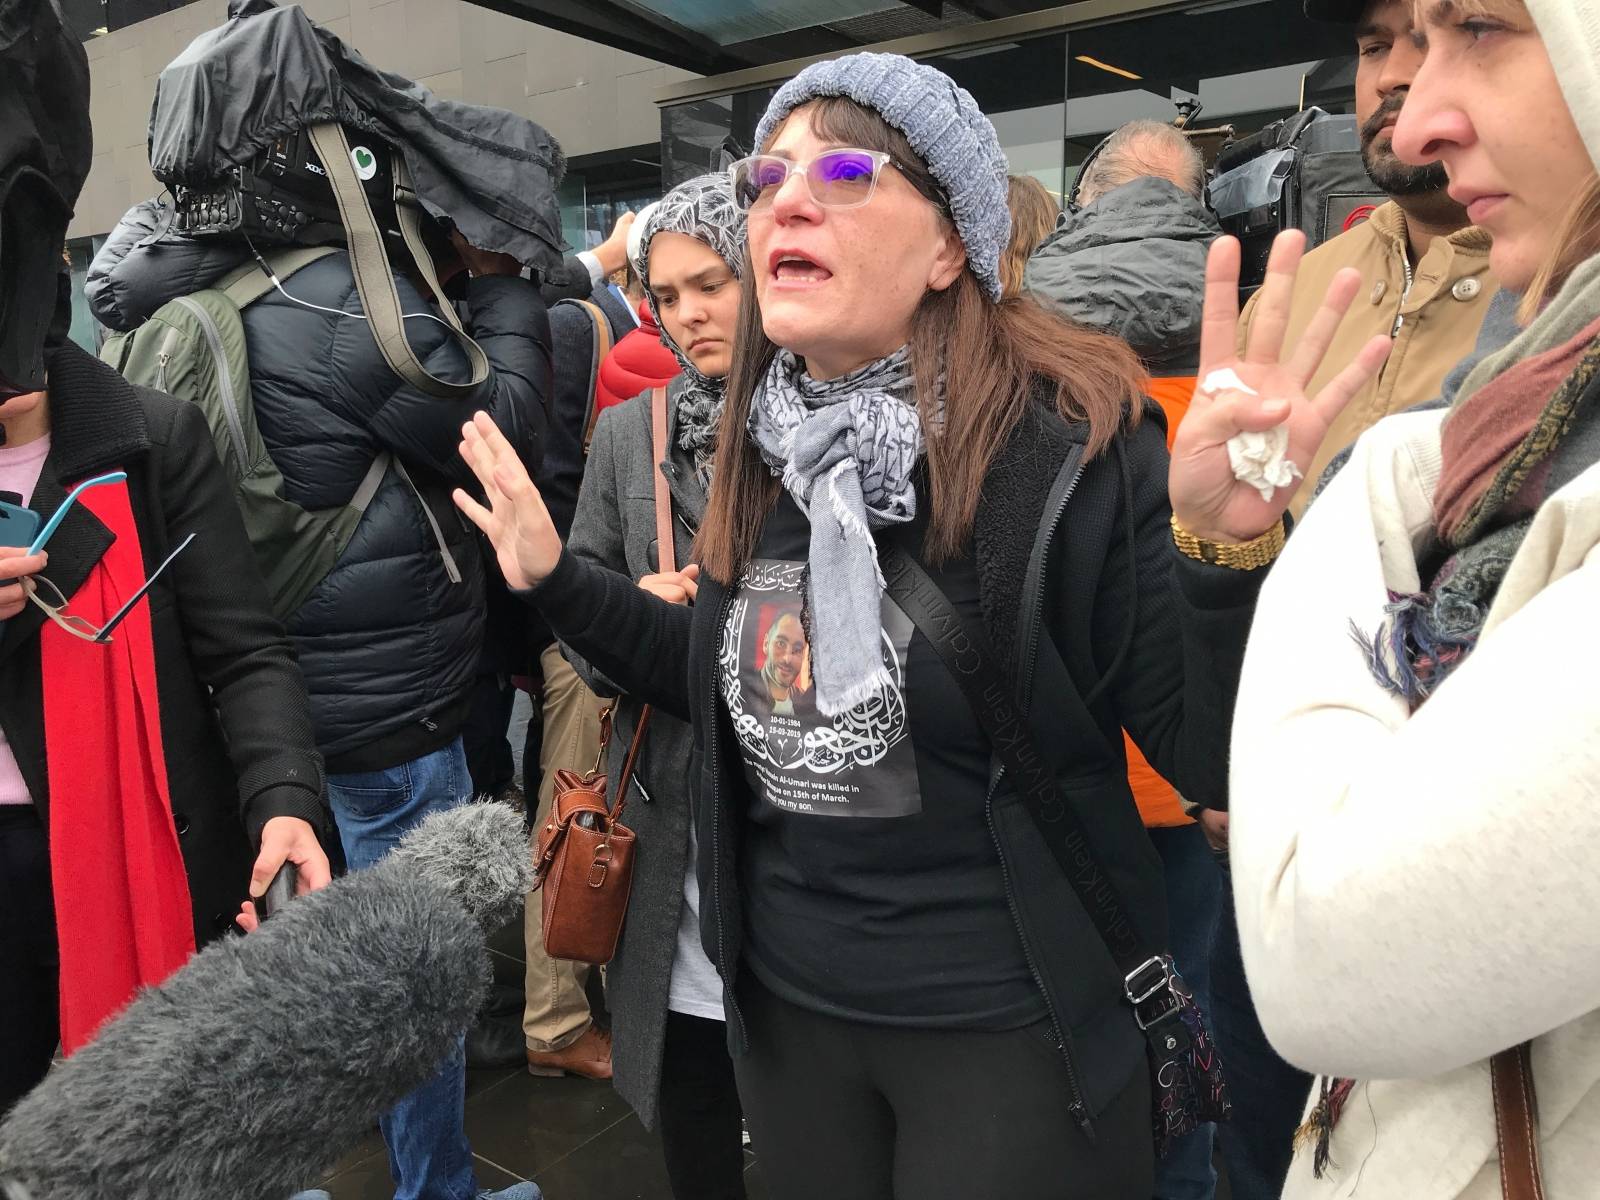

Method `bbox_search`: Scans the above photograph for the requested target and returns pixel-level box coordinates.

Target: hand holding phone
[0,549,47,622]
[0,496,45,621]
[0,472,127,630]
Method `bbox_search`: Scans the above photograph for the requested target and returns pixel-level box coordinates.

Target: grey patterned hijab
[636,174,746,482]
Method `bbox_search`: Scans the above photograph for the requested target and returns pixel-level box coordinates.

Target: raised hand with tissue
[1167,231,1393,545]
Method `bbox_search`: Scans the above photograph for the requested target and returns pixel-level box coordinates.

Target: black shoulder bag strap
[878,541,1189,1054]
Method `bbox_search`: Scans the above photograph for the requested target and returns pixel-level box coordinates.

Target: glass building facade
[558,149,667,256]
[661,2,1356,206]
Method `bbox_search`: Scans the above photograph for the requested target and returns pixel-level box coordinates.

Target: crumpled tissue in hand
[1197,368,1303,503]
[1226,426,1301,502]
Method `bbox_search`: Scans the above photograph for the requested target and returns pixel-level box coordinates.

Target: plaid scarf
[1352,293,1600,708]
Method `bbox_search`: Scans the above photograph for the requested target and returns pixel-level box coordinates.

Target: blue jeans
[1149,824,1224,1200]
[328,738,480,1200]
[1210,859,1314,1200]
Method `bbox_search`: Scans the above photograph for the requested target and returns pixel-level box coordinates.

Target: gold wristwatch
[1170,513,1285,570]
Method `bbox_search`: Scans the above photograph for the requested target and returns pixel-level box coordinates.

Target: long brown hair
[696,97,1145,582]
[1001,174,1060,298]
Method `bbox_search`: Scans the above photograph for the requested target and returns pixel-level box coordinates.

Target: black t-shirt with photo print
[721,492,1044,1028]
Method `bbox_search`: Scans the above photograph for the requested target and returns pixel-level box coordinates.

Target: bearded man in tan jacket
[1238,0,1496,524]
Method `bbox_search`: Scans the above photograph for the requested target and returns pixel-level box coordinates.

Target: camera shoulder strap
[306,122,490,399]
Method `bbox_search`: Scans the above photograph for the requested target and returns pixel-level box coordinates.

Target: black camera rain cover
[147,0,567,270]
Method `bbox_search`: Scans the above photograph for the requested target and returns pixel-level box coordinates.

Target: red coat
[596,300,681,411]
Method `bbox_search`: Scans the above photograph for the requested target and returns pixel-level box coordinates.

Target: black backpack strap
[879,542,1184,1038]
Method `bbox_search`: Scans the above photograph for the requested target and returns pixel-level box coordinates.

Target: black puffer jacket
[89,203,551,769]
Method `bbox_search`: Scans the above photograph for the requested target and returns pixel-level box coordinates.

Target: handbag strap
[568,299,614,454]
[651,386,676,575]
[611,386,676,824]
[879,542,1183,1036]
[609,706,654,825]
[1492,1042,1545,1200]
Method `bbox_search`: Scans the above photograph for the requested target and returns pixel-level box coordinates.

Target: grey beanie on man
[752,52,1012,302]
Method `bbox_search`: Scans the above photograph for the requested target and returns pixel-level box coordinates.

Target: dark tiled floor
[314,906,1231,1200]
[316,899,768,1200]
[319,1069,769,1200]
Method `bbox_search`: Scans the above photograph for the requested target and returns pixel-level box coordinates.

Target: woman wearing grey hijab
[560,173,748,1200]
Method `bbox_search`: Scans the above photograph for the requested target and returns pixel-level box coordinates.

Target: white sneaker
[480,1185,542,1200]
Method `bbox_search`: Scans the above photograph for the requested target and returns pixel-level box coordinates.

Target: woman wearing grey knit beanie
[460,51,1349,1198]
[1171,1,1600,1197]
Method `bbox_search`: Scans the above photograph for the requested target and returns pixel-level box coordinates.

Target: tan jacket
[1237,201,1495,517]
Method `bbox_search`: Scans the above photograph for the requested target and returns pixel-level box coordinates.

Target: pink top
[0,433,51,805]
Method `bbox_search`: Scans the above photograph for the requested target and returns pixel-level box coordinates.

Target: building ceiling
[473,0,1156,75]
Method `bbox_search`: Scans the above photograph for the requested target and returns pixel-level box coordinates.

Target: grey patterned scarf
[748,346,923,716]
[675,376,724,487]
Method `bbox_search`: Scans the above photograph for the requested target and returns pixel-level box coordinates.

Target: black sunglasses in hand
[24,532,197,645]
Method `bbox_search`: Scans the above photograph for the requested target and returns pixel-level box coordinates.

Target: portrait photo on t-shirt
[721,557,921,819]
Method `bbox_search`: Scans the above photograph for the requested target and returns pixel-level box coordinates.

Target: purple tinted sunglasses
[730,148,902,212]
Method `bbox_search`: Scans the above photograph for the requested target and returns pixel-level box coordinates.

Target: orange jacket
[1128,375,1194,828]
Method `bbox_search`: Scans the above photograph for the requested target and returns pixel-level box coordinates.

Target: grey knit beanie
[752,52,1011,302]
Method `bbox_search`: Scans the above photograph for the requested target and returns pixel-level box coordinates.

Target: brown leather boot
[525,1023,613,1080]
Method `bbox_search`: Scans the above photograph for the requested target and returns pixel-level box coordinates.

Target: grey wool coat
[562,379,706,1130]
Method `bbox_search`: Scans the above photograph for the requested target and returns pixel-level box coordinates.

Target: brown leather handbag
[532,704,651,963]
[530,387,676,965]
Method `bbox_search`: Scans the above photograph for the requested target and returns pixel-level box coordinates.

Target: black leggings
[0,807,59,1115]
[733,979,1153,1200]
[658,1011,748,1200]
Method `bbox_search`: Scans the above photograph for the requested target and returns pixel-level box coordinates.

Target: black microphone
[0,801,530,1200]
[261,861,298,919]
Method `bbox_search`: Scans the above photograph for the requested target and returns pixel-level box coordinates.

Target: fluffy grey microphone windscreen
[0,802,531,1200]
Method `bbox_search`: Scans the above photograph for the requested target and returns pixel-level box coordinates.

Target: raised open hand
[453,411,563,590]
[1169,232,1392,543]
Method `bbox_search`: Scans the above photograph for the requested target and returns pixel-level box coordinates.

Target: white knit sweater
[1229,408,1600,1199]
